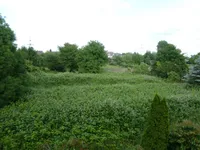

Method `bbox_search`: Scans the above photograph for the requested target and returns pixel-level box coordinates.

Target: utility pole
[28,37,33,48]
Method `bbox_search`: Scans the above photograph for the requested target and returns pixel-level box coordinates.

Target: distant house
[36,51,43,55]
[106,51,121,58]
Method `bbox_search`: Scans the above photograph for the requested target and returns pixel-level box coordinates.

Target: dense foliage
[168,120,200,149]
[59,43,78,72]
[77,41,108,73]
[0,15,28,108]
[186,56,200,86]
[110,52,144,67]
[141,94,169,150]
[152,41,188,79]
[0,72,200,149]
[43,52,65,72]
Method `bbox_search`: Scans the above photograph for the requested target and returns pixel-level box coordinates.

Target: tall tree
[43,52,65,72]
[141,94,169,150]
[0,14,28,107]
[153,41,188,78]
[59,43,78,72]
[77,41,108,73]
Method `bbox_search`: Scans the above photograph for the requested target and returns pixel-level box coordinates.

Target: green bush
[167,71,181,82]
[0,15,28,108]
[132,63,150,74]
[168,120,200,150]
[141,94,169,150]
[186,57,200,86]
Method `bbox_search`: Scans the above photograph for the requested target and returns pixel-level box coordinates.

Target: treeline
[17,41,108,73]
[109,41,200,84]
[1,14,200,108]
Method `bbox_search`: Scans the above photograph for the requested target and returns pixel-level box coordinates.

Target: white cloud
[0,0,200,55]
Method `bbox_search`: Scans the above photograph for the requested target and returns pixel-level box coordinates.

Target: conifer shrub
[141,94,169,150]
[186,57,200,86]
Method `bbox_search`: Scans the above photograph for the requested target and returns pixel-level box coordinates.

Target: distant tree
[59,43,78,72]
[110,52,143,67]
[188,53,200,64]
[109,54,122,66]
[186,56,200,86]
[0,14,28,107]
[143,51,156,65]
[43,52,65,72]
[132,52,144,65]
[18,46,42,67]
[121,53,133,67]
[77,41,108,73]
[141,94,169,150]
[152,41,188,78]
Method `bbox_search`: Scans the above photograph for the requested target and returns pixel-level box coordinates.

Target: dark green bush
[168,120,200,150]
[186,57,200,86]
[141,94,169,150]
[0,15,28,108]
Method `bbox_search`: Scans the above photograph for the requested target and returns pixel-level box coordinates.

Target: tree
[143,51,156,65]
[59,43,78,72]
[188,53,200,64]
[186,56,200,85]
[109,54,122,66]
[141,94,169,150]
[18,46,43,68]
[0,14,28,107]
[132,52,144,65]
[77,41,108,73]
[121,53,133,67]
[43,52,65,72]
[153,41,188,78]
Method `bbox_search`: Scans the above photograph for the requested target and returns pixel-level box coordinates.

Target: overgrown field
[0,72,200,149]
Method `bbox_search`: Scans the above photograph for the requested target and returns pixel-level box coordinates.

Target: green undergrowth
[0,72,200,149]
[29,71,162,87]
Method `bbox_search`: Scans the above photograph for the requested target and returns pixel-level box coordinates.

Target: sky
[0,0,200,56]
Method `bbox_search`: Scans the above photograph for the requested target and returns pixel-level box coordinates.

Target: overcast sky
[0,0,200,55]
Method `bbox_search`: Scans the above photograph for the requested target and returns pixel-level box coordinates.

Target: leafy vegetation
[1,13,200,149]
[152,41,188,78]
[0,72,200,149]
[141,94,169,150]
[77,41,108,73]
[59,43,79,72]
[186,56,200,86]
[0,14,28,108]
[168,120,200,150]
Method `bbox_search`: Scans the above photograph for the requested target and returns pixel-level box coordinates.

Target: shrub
[167,71,181,82]
[141,94,169,150]
[168,120,200,150]
[186,57,200,86]
[132,63,150,75]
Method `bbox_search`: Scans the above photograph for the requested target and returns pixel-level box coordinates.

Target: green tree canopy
[0,14,28,107]
[59,43,78,72]
[18,46,43,67]
[77,41,108,73]
[43,52,65,72]
[153,40,188,78]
